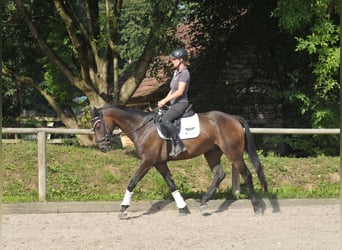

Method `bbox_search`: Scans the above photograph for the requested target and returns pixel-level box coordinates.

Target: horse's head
[90,107,113,153]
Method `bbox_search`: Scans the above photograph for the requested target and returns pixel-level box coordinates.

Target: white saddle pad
[157,114,200,140]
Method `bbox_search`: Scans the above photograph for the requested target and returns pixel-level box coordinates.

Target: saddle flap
[157,114,200,140]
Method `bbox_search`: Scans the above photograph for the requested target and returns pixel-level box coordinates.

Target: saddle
[155,104,200,140]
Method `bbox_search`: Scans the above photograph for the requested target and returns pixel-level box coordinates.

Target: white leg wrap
[120,190,133,206]
[172,190,186,209]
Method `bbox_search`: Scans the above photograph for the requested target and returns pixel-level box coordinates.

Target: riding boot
[162,120,187,157]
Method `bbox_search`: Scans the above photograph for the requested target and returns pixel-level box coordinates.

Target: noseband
[91,114,113,144]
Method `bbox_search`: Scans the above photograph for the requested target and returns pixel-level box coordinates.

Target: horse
[90,104,268,216]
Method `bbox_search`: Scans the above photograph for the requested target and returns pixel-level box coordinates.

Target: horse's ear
[89,107,99,117]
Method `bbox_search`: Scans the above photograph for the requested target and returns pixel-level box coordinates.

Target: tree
[273,0,340,128]
[2,0,182,145]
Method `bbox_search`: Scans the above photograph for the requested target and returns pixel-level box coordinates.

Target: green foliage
[273,0,315,33]
[2,1,54,118]
[274,0,340,128]
[118,1,151,67]
[41,63,75,105]
[118,0,186,73]
[296,20,339,118]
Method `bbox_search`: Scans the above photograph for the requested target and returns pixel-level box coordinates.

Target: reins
[123,115,154,136]
[92,109,154,142]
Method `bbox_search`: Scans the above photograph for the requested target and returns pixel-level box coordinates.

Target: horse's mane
[101,104,153,118]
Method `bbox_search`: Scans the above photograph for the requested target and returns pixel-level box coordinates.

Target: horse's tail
[235,116,268,192]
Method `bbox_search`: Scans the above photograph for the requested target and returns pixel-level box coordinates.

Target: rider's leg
[161,102,188,157]
[161,120,186,156]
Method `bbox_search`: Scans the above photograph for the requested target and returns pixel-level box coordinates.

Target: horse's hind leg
[201,150,225,207]
[233,159,264,214]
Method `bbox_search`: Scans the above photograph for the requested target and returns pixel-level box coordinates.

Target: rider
[158,48,190,157]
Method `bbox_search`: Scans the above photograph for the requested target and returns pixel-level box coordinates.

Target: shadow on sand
[120,193,281,220]
[119,200,174,220]
[205,193,281,217]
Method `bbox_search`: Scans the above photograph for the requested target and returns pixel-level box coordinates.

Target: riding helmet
[170,48,188,60]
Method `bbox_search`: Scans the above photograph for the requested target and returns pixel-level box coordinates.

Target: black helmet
[171,48,188,60]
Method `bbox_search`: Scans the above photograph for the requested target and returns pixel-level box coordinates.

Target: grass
[2,141,340,203]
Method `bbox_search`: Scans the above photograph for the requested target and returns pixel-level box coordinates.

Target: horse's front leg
[155,162,190,216]
[119,162,152,217]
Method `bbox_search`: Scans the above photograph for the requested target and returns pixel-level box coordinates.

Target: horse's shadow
[120,193,281,220]
[143,200,174,215]
[203,193,281,217]
[119,200,174,220]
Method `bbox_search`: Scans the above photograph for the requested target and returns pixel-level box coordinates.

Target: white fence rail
[2,127,340,202]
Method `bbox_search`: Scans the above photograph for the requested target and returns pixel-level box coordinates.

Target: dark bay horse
[90,105,268,216]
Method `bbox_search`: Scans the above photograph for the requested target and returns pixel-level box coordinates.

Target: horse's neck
[106,107,149,136]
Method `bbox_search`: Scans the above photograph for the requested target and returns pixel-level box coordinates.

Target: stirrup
[169,145,187,157]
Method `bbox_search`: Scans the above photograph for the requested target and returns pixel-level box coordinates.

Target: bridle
[91,114,113,144]
[91,108,155,144]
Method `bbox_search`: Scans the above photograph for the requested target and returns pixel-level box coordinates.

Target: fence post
[232,167,240,197]
[37,130,46,202]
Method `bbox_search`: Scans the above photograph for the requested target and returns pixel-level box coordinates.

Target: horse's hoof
[119,205,129,218]
[253,205,264,215]
[118,211,128,218]
[178,206,191,216]
[254,210,264,216]
[200,202,207,210]
[200,203,211,216]
[253,200,266,215]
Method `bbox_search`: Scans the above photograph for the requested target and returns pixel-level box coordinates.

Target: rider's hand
[158,100,165,108]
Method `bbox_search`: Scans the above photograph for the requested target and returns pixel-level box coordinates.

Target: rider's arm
[158,81,187,107]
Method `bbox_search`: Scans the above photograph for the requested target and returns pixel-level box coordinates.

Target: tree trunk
[61,116,94,146]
